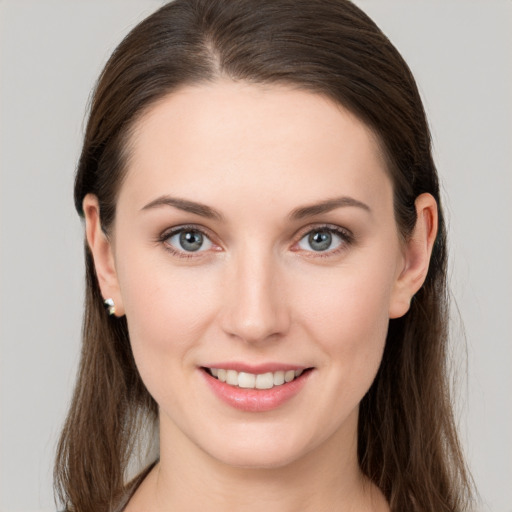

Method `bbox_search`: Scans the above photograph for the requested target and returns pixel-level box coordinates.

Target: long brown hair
[55,1,474,510]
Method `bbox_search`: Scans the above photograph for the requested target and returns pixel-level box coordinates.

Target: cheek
[293,256,396,380]
[114,249,220,381]
[301,281,389,436]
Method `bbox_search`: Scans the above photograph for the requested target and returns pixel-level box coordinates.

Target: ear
[389,193,438,319]
[83,194,125,317]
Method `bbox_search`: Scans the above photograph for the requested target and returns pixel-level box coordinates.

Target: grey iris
[309,231,332,251]
[179,230,203,251]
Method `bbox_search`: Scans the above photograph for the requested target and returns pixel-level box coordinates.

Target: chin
[195,423,321,470]
[211,444,305,470]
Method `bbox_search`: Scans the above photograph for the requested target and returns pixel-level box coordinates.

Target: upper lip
[201,362,309,374]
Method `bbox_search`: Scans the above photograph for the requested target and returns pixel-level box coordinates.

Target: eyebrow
[141,194,371,221]
[289,196,371,220]
[141,195,224,221]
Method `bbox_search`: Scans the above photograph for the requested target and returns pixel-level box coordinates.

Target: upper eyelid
[292,225,354,256]
[159,224,213,240]
[159,222,351,236]
[294,223,353,240]
[158,224,218,254]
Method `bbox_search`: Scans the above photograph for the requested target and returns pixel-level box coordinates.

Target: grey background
[0,1,510,511]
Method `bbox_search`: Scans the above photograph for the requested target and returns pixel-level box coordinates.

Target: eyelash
[293,224,354,258]
[157,224,354,259]
[157,224,216,259]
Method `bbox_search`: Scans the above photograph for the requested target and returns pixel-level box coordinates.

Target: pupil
[180,231,203,251]
[309,231,332,251]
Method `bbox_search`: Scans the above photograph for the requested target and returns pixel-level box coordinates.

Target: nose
[220,246,291,344]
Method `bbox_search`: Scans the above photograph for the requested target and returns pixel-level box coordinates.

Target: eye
[164,228,213,253]
[297,227,348,253]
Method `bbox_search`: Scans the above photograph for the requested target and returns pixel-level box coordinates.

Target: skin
[84,80,437,511]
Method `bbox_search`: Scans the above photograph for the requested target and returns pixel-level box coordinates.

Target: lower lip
[201,369,312,412]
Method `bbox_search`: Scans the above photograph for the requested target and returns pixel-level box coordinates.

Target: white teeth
[255,372,274,389]
[284,370,295,383]
[238,372,256,388]
[226,369,238,386]
[209,367,306,389]
[273,371,285,386]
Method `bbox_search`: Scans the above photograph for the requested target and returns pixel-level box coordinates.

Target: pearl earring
[103,298,116,316]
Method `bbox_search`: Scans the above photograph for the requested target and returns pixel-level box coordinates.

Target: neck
[127,410,388,512]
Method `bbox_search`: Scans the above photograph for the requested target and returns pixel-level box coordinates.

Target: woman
[54,0,474,510]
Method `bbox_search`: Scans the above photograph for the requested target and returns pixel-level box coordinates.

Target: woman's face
[95,81,416,468]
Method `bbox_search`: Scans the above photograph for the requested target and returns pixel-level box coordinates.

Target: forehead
[120,80,391,213]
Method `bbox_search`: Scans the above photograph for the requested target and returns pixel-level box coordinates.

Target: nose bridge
[221,240,289,343]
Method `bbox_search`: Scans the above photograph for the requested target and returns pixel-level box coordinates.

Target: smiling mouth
[203,367,312,390]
